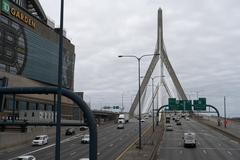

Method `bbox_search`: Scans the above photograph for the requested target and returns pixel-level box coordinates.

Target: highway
[157,118,240,160]
[0,119,149,160]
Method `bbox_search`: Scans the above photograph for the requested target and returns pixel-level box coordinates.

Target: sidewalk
[116,119,164,160]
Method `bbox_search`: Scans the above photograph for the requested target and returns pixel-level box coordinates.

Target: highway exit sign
[168,98,176,110]
[193,98,206,110]
[168,98,192,111]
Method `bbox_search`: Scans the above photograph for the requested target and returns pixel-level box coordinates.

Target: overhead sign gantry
[157,98,221,126]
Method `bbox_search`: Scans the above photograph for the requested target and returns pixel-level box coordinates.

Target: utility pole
[224,96,226,128]
[151,78,155,132]
[121,93,124,112]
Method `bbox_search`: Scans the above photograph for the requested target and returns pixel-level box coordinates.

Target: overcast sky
[39,0,240,117]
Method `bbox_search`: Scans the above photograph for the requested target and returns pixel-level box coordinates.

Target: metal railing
[0,87,97,160]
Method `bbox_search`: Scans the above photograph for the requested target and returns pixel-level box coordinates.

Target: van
[183,132,196,147]
[32,135,48,146]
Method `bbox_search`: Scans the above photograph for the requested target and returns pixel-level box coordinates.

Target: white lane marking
[70,152,76,156]
[227,151,232,156]
[179,150,183,154]
[230,140,239,144]
[8,143,55,160]
[203,150,207,154]
[159,147,240,151]
[8,133,83,160]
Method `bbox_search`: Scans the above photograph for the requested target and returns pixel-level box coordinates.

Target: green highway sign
[175,100,181,110]
[168,98,176,110]
[193,98,206,110]
[181,100,192,111]
[167,98,206,111]
[168,98,192,111]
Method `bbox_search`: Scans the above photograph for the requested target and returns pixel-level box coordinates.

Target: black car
[65,128,75,136]
[79,126,88,131]
[176,121,182,125]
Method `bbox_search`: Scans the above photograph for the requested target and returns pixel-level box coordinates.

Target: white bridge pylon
[130,8,187,117]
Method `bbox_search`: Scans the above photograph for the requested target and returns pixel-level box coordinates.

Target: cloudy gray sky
[39,0,240,117]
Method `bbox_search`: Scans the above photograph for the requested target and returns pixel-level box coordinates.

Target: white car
[32,135,48,146]
[81,134,90,144]
[17,155,36,160]
[186,117,190,120]
[141,119,145,122]
[183,132,196,147]
[117,123,124,129]
[166,124,173,131]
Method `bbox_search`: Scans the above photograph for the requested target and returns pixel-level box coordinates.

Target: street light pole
[118,53,159,150]
[151,77,155,132]
[140,75,161,133]
[56,0,64,159]
[121,93,124,112]
[137,58,142,149]
[224,96,226,128]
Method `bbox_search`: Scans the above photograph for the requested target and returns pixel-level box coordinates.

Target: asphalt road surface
[157,118,240,160]
[0,119,150,160]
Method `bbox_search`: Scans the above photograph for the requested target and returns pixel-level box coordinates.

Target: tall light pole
[141,75,161,133]
[224,96,227,128]
[118,53,159,149]
[56,0,64,159]
[121,93,124,112]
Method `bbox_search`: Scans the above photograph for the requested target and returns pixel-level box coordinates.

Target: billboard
[0,3,75,89]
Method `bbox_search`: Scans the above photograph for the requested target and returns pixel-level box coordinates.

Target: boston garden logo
[1,0,10,14]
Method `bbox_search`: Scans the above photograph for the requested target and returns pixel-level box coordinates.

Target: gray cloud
[39,0,240,117]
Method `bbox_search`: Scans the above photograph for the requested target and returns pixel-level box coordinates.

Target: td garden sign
[1,0,36,28]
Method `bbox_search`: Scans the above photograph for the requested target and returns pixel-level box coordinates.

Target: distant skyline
[39,0,240,117]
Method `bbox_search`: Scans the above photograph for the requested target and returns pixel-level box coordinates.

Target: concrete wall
[0,126,58,150]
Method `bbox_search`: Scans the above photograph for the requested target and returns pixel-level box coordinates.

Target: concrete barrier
[0,126,63,150]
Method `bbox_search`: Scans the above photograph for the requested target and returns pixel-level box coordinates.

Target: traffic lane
[97,121,150,160]
[31,120,149,160]
[158,120,205,160]
[4,125,103,160]
[183,119,240,160]
[158,118,240,160]
[31,124,121,160]
[186,120,240,160]
[4,123,118,160]
[181,119,240,160]
[1,129,83,160]
[59,120,149,160]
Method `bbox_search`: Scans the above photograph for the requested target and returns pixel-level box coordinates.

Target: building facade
[0,0,77,120]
